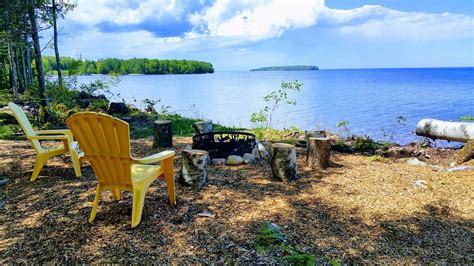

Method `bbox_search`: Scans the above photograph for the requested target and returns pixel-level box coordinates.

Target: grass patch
[0,125,24,140]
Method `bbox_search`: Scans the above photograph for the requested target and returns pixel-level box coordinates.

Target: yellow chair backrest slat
[8,102,42,152]
[66,112,132,187]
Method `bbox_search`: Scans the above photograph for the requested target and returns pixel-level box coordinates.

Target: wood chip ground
[0,138,472,263]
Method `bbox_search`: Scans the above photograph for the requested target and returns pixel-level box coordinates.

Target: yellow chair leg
[31,156,48,182]
[112,188,122,200]
[131,187,146,228]
[89,185,101,223]
[70,150,82,177]
[165,173,176,206]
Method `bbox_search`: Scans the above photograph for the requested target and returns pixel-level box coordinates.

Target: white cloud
[55,0,474,59]
[190,0,325,40]
[324,5,474,40]
[69,0,188,26]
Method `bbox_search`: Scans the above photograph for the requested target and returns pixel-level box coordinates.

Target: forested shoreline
[42,56,214,75]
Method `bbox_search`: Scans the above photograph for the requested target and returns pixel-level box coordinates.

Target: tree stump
[269,143,297,181]
[457,140,474,163]
[180,149,210,187]
[193,121,213,134]
[307,137,331,168]
[153,120,172,148]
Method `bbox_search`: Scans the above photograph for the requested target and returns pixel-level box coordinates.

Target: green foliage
[250,80,302,128]
[354,136,391,152]
[250,127,302,143]
[283,252,315,266]
[42,56,214,75]
[459,114,474,122]
[254,223,286,254]
[336,120,350,138]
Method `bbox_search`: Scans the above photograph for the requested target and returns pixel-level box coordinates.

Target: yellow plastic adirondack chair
[66,112,176,228]
[8,102,82,181]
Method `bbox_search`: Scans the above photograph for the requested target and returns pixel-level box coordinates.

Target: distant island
[250,65,319,71]
[42,56,214,75]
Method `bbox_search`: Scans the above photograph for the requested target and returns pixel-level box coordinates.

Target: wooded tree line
[42,56,215,75]
[1,0,74,121]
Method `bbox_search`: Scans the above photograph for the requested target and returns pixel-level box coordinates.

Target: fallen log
[415,119,474,142]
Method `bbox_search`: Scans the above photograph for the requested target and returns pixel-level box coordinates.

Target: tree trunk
[269,143,297,181]
[28,0,48,122]
[6,38,18,97]
[416,119,474,142]
[20,44,28,91]
[179,149,210,187]
[52,0,62,86]
[193,121,213,134]
[14,46,24,92]
[307,137,331,168]
[153,120,173,148]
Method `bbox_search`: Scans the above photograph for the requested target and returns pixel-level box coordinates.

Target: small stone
[212,158,226,166]
[449,162,457,167]
[196,211,215,218]
[406,158,428,167]
[447,166,474,172]
[243,153,256,164]
[414,179,429,189]
[227,155,243,165]
[424,154,431,159]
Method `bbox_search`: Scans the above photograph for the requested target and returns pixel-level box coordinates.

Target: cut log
[153,120,172,148]
[307,137,331,168]
[416,119,474,142]
[180,149,210,187]
[193,121,213,135]
[269,143,297,181]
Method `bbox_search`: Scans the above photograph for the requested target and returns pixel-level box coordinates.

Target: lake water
[76,68,474,145]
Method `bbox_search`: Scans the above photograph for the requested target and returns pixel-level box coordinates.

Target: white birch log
[415,119,474,142]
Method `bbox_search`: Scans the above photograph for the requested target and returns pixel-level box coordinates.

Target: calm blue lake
[76,68,474,145]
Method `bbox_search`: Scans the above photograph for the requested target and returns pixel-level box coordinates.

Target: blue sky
[42,0,474,70]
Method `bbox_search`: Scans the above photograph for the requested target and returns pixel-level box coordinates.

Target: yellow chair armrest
[36,129,72,135]
[132,150,175,164]
[28,135,69,140]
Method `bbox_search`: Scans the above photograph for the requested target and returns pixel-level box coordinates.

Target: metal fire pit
[192,131,256,159]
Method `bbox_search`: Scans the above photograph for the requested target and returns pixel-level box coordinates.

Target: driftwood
[416,119,474,142]
[179,149,210,187]
[269,143,297,181]
[307,137,331,168]
[153,120,172,148]
[193,121,213,135]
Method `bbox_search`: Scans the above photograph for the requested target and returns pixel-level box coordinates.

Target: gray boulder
[227,155,243,165]
[243,153,256,164]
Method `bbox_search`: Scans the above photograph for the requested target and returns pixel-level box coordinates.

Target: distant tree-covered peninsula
[250,65,319,71]
[42,56,214,75]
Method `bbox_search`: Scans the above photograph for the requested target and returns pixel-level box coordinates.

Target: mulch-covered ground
[0,138,472,264]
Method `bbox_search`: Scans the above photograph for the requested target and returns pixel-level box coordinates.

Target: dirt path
[0,138,472,263]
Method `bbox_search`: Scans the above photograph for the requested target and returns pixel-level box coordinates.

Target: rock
[424,154,431,159]
[375,149,384,156]
[296,135,307,147]
[406,158,428,167]
[384,146,415,158]
[227,155,243,165]
[257,142,269,158]
[0,179,9,186]
[429,165,446,172]
[196,211,215,218]
[449,162,457,167]
[193,121,213,134]
[212,158,226,166]
[251,146,261,160]
[243,153,256,164]
[447,166,474,172]
[414,180,429,189]
[107,102,129,115]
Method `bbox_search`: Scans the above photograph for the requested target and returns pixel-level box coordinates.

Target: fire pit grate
[192,131,257,159]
